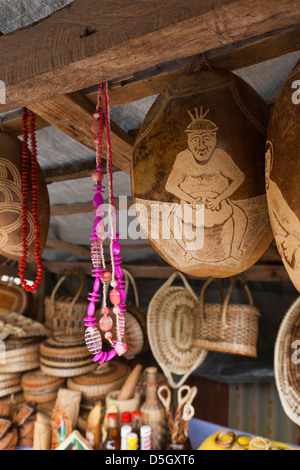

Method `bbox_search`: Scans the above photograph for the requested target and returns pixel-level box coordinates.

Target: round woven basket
[21,368,65,404]
[0,373,22,398]
[194,276,260,357]
[274,296,300,426]
[67,361,130,404]
[44,270,88,335]
[40,334,96,378]
[148,272,207,388]
[0,337,40,373]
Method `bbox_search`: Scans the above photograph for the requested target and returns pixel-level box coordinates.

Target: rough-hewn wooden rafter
[29,93,133,173]
[0,0,298,112]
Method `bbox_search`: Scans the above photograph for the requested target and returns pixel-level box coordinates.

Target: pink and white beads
[84,82,127,364]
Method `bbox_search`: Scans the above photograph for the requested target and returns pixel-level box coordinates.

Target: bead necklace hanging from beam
[84,82,127,364]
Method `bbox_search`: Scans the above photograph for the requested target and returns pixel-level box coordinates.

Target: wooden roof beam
[88,25,300,107]
[29,93,133,173]
[0,0,298,112]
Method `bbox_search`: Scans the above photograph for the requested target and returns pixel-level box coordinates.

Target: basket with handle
[147,271,207,389]
[44,270,89,335]
[194,276,260,357]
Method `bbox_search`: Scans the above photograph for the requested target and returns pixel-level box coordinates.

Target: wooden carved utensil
[117,364,143,401]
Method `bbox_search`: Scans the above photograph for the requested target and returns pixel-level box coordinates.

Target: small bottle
[140,425,152,451]
[127,432,138,450]
[121,412,132,428]
[121,425,132,450]
[131,411,142,449]
[101,413,121,450]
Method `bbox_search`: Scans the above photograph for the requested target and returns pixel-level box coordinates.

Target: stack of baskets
[67,361,131,405]
[148,273,261,388]
[0,338,40,374]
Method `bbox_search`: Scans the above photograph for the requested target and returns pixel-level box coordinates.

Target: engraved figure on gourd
[165,108,248,264]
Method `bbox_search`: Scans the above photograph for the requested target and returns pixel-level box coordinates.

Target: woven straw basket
[0,337,41,373]
[44,270,88,335]
[0,373,22,398]
[148,272,207,388]
[40,335,96,378]
[274,296,300,426]
[67,361,130,404]
[0,281,29,316]
[194,276,260,357]
[21,369,65,404]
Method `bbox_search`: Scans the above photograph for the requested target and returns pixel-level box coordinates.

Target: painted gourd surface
[132,68,272,278]
[0,131,50,262]
[266,59,300,291]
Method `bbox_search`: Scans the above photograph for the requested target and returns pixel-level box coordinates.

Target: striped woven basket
[194,276,260,357]
[274,296,300,426]
[148,272,207,389]
[40,335,96,378]
[67,361,131,404]
[0,373,22,398]
[44,270,88,335]
[106,269,148,359]
[0,337,41,373]
[21,369,65,404]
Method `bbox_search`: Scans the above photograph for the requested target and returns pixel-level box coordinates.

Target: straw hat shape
[147,272,207,388]
[274,296,300,426]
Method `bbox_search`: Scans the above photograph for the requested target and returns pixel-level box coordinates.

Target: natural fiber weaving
[0,337,40,373]
[274,296,300,426]
[132,68,272,278]
[147,272,207,388]
[40,335,96,378]
[194,276,260,357]
[21,369,65,404]
[67,361,130,404]
[0,373,22,398]
[44,270,88,335]
[266,59,300,292]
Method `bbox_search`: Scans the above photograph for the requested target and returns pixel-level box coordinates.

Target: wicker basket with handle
[44,270,88,335]
[40,334,96,378]
[194,276,260,357]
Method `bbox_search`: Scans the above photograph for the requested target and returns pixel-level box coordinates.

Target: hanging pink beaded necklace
[84,82,127,364]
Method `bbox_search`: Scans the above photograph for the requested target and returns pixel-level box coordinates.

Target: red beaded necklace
[18,107,43,292]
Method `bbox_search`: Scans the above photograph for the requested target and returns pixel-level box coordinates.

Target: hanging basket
[21,369,65,404]
[67,361,130,404]
[274,296,300,426]
[194,276,260,357]
[147,272,207,388]
[40,334,96,378]
[44,270,89,335]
